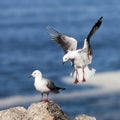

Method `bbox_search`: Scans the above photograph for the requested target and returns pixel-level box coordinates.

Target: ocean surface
[0,0,120,119]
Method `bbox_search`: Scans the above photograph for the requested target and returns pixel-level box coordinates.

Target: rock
[75,114,96,120]
[0,106,27,120]
[0,101,96,120]
[0,111,2,117]
[27,101,69,120]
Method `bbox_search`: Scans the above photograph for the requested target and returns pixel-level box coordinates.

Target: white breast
[74,50,92,68]
[34,78,50,93]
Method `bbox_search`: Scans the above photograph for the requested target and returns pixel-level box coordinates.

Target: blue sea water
[0,0,120,119]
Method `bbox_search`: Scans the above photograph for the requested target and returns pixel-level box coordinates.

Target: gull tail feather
[84,66,96,80]
[52,87,66,94]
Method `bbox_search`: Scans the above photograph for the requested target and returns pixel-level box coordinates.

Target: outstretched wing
[47,26,77,54]
[82,16,103,55]
[86,16,103,42]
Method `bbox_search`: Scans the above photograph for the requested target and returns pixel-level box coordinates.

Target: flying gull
[47,17,103,84]
[28,70,65,102]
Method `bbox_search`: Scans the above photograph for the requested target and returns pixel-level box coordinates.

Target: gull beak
[62,61,65,65]
[28,74,33,78]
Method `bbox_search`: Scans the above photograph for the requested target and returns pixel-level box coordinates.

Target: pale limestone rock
[0,111,2,117]
[75,114,96,120]
[27,101,69,120]
[0,106,27,120]
[0,101,96,120]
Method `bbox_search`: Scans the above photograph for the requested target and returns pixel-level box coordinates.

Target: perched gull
[28,70,65,102]
[47,17,103,84]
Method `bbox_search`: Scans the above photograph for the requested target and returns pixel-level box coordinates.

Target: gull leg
[74,69,79,84]
[70,70,74,77]
[82,68,86,83]
[71,69,75,77]
[44,93,49,102]
[40,93,43,102]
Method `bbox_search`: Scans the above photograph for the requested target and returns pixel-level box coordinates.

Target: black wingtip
[99,16,103,22]
[62,88,66,90]
[95,16,103,28]
[86,16,103,41]
[58,87,66,90]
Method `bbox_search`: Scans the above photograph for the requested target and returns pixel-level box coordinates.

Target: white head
[63,54,70,64]
[63,51,76,64]
[29,70,42,78]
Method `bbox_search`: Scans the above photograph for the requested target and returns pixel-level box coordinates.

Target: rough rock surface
[0,107,27,120]
[27,101,69,120]
[0,101,96,120]
[75,114,96,120]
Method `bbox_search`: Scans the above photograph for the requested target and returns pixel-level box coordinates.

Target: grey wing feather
[47,80,59,93]
[47,26,77,54]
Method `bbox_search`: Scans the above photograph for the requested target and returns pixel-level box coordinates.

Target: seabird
[47,17,103,84]
[28,70,65,102]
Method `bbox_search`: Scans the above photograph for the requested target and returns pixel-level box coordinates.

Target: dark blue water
[0,0,120,119]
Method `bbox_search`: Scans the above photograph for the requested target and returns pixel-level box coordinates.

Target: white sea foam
[62,71,120,95]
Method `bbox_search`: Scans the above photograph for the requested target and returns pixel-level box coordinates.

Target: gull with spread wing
[47,17,103,84]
